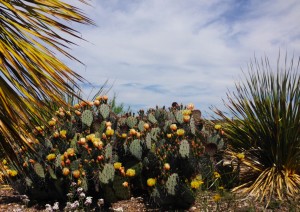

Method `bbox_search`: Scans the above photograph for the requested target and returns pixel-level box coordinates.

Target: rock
[189,206,197,211]
[113,207,124,212]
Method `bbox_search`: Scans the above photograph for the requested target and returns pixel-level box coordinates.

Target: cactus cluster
[3,98,226,209]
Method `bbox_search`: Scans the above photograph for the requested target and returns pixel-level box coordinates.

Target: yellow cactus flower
[86,134,96,141]
[2,159,7,165]
[48,120,56,126]
[121,133,127,139]
[66,148,75,157]
[93,140,103,149]
[214,124,222,130]
[182,109,192,115]
[105,129,114,136]
[53,131,59,138]
[167,134,172,138]
[60,130,67,139]
[191,179,204,189]
[147,178,156,187]
[176,129,185,136]
[8,170,18,177]
[46,154,56,161]
[213,194,221,202]
[190,181,200,189]
[236,153,245,160]
[114,162,122,170]
[126,169,136,177]
[214,172,221,178]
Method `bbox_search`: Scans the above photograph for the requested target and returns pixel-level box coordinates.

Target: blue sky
[64,0,300,116]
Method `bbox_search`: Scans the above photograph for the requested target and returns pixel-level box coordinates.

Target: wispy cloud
[64,0,300,114]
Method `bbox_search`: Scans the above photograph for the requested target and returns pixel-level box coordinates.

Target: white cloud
[63,0,300,115]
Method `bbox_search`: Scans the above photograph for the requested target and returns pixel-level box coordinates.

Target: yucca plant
[215,55,300,203]
[0,0,93,171]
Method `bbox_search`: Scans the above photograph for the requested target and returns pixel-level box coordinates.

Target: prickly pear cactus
[126,116,137,128]
[99,104,110,119]
[99,163,115,184]
[150,127,160,142]
[113,175,131,199]
[147,113,157,124]
[146,133,152,150]
[190,117,196,135]
[34,163,45,178]
[129,139,142,160]
[166,173,178,195]
[175,111,184,124]
[81,110,93,127]
[179,140,190,158]
[8,98,223,209]
[138,120,146,132]
[105,143,113,160]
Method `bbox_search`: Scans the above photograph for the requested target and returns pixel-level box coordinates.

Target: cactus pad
[129,139,142,160]
[166,173,178,195]
[126,116,137,128]
[105,143,113,160]
[175,111,184,124]
[138,120,145,132]
[34,163,45,178]
[179,140,190,158]
[81,110,93,127]
[190,117,196,135]
[99,163,115,184]
[48,167,57,179]
[150,127,160,142]
[100,104,110,119]
[146,133,152,149]
[147,113,157,124]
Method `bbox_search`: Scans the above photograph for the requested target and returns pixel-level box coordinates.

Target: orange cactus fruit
[183,115,190,123]
[129,129,137,136]
[143,123,150,130]
[62,167,70,176]
[164,163,171,170]
[94,100,100,106]
[170,124,177,131]
[72,170,80,178]
[122,181,129,187]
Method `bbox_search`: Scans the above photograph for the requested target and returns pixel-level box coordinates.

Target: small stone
[136,196,143,201]
[113,207,124,212]
[189,206,197,211]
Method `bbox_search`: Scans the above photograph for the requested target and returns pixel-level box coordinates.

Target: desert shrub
[215,55,300,203]
[2,98,226,209]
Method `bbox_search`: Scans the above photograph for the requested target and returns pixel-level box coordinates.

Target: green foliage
[215,55,300,203]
